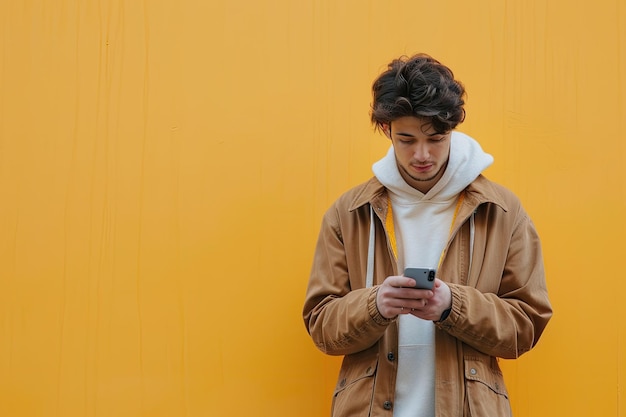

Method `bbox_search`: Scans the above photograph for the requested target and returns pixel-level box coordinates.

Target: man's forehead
[390,117,450,135]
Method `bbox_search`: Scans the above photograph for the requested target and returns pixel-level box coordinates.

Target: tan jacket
[303,175,552,417]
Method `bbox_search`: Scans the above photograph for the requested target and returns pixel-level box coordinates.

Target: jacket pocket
[464,355,511,417]
[332,349,378,417]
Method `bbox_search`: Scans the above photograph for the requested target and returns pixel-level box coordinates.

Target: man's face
[385,116,451,194]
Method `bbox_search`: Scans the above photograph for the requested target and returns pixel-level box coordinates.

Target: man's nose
[413,143,430,161]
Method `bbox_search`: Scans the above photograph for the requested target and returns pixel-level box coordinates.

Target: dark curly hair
[370,54,466,134]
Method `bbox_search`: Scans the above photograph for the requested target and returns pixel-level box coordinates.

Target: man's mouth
[412,164,433,173]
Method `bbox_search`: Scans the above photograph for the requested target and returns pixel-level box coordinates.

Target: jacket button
[383,401,393,410]
[470,368,477,375]
[366,366,372,374]
[387,352,395,361]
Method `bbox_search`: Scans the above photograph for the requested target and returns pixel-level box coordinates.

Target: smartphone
[403,268,436,290]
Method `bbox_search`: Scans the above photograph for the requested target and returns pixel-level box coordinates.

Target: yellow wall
[0,1,624,416]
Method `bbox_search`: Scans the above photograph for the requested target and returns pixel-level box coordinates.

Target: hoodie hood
[372,131,493,202]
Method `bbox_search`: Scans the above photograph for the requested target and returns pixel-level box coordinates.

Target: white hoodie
[372,131,493,417]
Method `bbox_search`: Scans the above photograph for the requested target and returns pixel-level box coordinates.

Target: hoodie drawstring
[366,205,376,288]
[468,211,475,280]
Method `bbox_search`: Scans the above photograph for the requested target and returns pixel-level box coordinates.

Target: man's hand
[376,276,452,321]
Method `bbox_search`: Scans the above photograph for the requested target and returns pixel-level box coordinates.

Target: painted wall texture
[0,1,624,416]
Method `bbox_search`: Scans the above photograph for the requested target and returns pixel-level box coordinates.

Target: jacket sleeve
[302,204,394,356]
[437,205,553,359]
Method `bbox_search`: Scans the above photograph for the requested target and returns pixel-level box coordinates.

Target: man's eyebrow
[395,131,446,137]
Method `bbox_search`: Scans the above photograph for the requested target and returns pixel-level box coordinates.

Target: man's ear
[382,123,391,139]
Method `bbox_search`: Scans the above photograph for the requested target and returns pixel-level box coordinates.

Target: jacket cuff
[435,285,462,330]
[368,287,396,325]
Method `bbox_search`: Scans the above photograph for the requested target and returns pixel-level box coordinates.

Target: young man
[302,54,552,417]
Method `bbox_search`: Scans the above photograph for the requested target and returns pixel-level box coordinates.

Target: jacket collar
[348,178,386,212]
[348,175,509,212]
[463,175,509,212]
